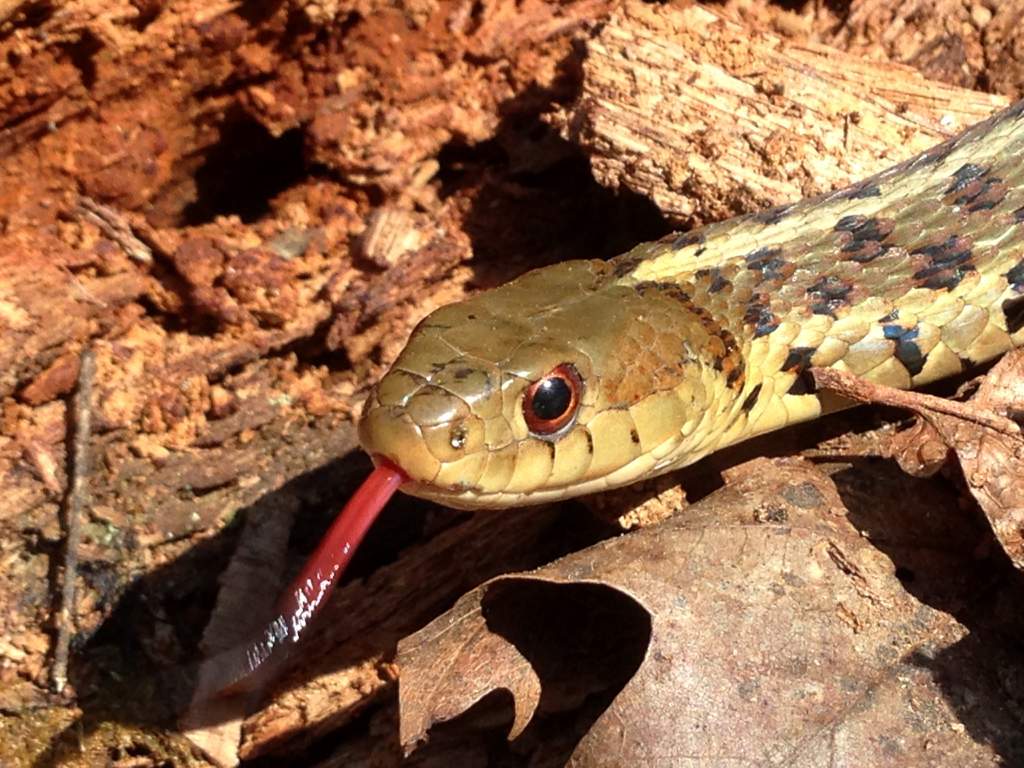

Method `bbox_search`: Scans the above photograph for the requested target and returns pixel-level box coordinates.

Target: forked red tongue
[202,461,407,697]
[276,460,406,633]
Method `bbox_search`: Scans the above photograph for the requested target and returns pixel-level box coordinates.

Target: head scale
[359,259,738,508]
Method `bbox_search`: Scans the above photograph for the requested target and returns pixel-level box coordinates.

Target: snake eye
[523,363,583,436]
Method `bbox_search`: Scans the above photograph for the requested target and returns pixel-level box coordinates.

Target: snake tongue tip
[202,460,407,697]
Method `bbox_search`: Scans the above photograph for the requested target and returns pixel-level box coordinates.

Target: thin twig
[51,347,96,694]
[810,366,1021,436]
[73,196,153,264]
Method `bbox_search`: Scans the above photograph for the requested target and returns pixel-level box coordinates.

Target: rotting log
[2,0,1024,766]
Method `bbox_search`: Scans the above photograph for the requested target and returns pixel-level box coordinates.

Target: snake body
[360,101,1024,509]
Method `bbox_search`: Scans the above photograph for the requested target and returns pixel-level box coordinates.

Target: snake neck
[604,101,1024,468]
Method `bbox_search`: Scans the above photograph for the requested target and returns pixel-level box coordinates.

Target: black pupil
[532,377,572,421]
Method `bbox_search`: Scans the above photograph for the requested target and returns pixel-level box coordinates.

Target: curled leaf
[398,459,1024,764]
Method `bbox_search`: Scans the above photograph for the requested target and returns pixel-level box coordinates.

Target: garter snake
[359,101,1024,510]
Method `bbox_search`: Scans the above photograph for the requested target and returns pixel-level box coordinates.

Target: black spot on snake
[583,429,594,455]
[834,215,896,263]
[452,367,474,381]
[945,163,1007,212]
[752,203,796,226]
[782,346,816,374]
[744,297,779,338]
[629,428,640,445]
[883,325,926,376]
[834,214,866,232]
[1007,259,1024,289]
[835,215,893,237]
[634,280,692,307]
[671,231,705,249]
[612,250,647,278]
[1014,206,1024,223]
[835,179,882,201]
[1003,295,1024,334]
[911,235,976,290]
[785,370,816,396]
[913,264,976,292]
[740,383,762,412]
[780,345,817,397]
[745,246,790,282]
[898,346,926,378]
[807,276,854,317]
[947,163,988,193]
[878,308,899,322]
[697,267,731,293]
[957,349,980,367]
[915,134,959,167]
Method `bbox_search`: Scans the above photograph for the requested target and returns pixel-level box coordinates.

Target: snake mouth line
[377,435,693,510]
[371,454,484,499]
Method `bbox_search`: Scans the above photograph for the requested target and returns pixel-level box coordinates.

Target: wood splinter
[72,196,154,264]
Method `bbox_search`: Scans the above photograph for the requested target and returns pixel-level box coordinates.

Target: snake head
[359,258,732,508]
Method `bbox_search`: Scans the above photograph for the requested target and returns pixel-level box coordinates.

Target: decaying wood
[0,0,614,760]
[2,0,1024,766]
[829,0,1018,95]
[811,366,1021,436]
[555,3,1007,227]
[71,196,154,264]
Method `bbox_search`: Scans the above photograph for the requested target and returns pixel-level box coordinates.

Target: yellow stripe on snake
[360,101,1024,509]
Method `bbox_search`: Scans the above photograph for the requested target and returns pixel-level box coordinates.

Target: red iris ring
[523,363,583,436]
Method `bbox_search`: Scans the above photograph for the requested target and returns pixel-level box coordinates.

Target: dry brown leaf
[399,593,543,747]
[965,351,1024,564]
[397,458,1023,765]
[813,350,1024,569]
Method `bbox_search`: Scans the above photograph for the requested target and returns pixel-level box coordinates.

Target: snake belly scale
[359,101,1024,510]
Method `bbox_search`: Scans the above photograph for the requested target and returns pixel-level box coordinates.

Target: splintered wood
[554,3,1007,227]
[4,0,1024,766]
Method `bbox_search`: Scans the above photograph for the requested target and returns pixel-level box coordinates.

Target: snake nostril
[449,423,468,450]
